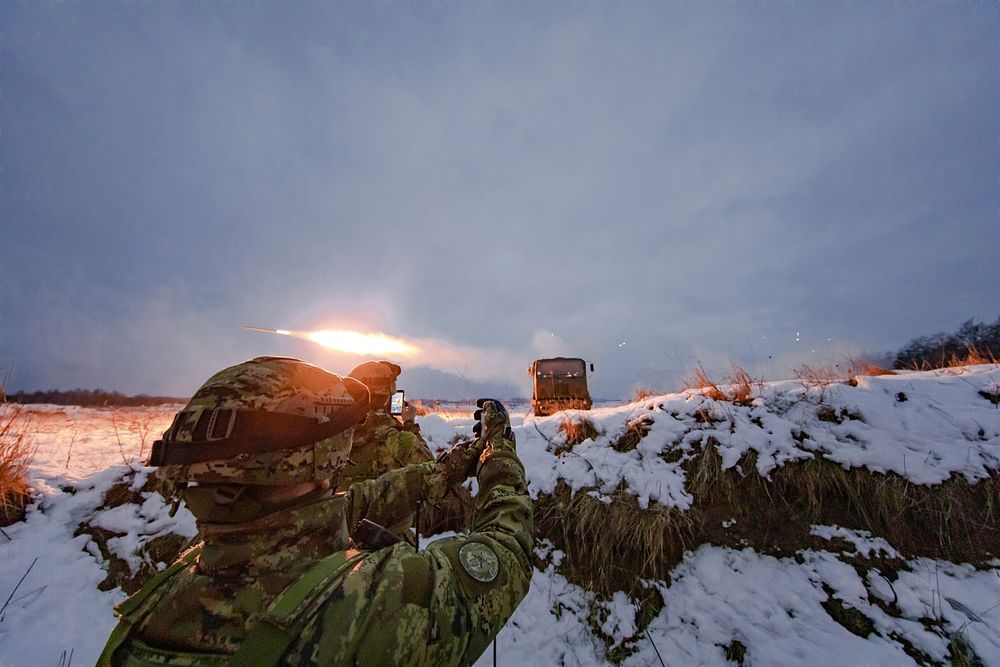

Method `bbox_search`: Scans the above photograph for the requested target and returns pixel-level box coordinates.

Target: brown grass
[957,346,999,366]
[903,345,1000,371]
[611,416,654,453]
[535,438,1000,596]
[682,362,761,406]
[534,481,694,592]
[559,417,599,448]
[0,403,35,525]
[727,364,758,406]
[632,387,657,401]
[682,362,727,401]
[853,363,895,377]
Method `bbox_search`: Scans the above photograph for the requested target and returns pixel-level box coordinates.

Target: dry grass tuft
[559,417,599,448]
[854,363,895,377]
[727,365,758,406]
[632,387,657,401]
[534,481,694,593]
[682,362,727,401]
[903,345,1000,371]
[611,416,653,453]
[0,402,35,525]
[957,346,1000,366]
[682,362,761,406]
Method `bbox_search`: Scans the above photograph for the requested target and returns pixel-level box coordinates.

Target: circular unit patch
[458,542,500,583]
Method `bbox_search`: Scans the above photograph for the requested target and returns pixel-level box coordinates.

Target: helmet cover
[154,356,369,485]
[348,360,401,409]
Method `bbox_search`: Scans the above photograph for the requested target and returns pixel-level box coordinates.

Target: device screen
[390,390,405,415]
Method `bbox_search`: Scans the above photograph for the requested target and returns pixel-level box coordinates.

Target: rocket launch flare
[242,325,420,357]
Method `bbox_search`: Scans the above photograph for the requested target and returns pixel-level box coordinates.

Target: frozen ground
[1,366,999,665]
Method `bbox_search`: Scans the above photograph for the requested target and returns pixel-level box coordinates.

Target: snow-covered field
[2,366,1000,665]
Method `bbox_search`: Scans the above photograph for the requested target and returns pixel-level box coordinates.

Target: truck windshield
[536,359,585,378]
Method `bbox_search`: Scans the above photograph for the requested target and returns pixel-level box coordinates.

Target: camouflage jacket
[339,410,434,540]
[98,437,533,667]
[339,411,434,487]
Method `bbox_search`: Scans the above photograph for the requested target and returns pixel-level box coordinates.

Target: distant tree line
[3,388,185,407]
[893,315,1000,369]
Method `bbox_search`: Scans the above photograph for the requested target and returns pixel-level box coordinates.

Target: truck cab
[527,357,594,416]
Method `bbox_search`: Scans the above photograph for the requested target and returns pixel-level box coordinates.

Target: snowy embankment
[2,366,999,665]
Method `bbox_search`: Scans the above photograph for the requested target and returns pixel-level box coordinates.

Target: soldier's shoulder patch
[458,542,499,583]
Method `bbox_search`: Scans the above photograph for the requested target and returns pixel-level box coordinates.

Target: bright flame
[303,329,420,357]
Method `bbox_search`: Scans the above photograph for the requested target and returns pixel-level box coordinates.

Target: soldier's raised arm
[290,399,533,666]
[417,399,534,663]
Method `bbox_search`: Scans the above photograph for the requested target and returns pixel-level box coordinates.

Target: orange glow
[242,324,420,357]
[303,329,420,357]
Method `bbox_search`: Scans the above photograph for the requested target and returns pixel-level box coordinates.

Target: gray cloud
[2,3,997,398]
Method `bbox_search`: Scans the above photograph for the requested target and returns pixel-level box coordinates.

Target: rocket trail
[241,326,293,336]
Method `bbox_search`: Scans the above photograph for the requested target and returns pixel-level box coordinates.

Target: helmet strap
[182,484,266,524]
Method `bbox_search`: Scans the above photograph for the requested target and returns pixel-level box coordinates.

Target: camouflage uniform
[340,410,434,487]
[343,361,466,540]
[98,359,532,667]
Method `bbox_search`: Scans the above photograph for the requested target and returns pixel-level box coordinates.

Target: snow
[516,366,1000,508]
[2,367,999,665]
[478,545,1000,667]
[810,525,902,559]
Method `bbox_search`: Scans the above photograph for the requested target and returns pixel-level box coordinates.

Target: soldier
[343,360,434,541]
[342,360,433,487]
[97,356,532,666]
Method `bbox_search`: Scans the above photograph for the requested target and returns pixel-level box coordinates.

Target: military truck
[527,357,594,416]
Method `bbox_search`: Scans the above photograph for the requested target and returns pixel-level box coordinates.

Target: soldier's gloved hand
[436,439,483,487]
[472,399,522,489]
[472,398,513,443]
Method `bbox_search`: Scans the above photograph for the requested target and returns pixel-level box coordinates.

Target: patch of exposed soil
[74,472,192,594]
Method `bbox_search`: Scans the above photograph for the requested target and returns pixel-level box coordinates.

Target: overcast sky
[2,2,998,399]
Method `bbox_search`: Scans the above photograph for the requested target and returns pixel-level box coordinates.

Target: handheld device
[389,390,405,416]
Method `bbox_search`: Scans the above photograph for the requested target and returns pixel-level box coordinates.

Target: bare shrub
[793,364,844,389]
[111,410,160,466]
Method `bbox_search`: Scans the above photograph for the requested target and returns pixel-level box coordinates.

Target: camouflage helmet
[348,360,401,410]
[150,356,370,485]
